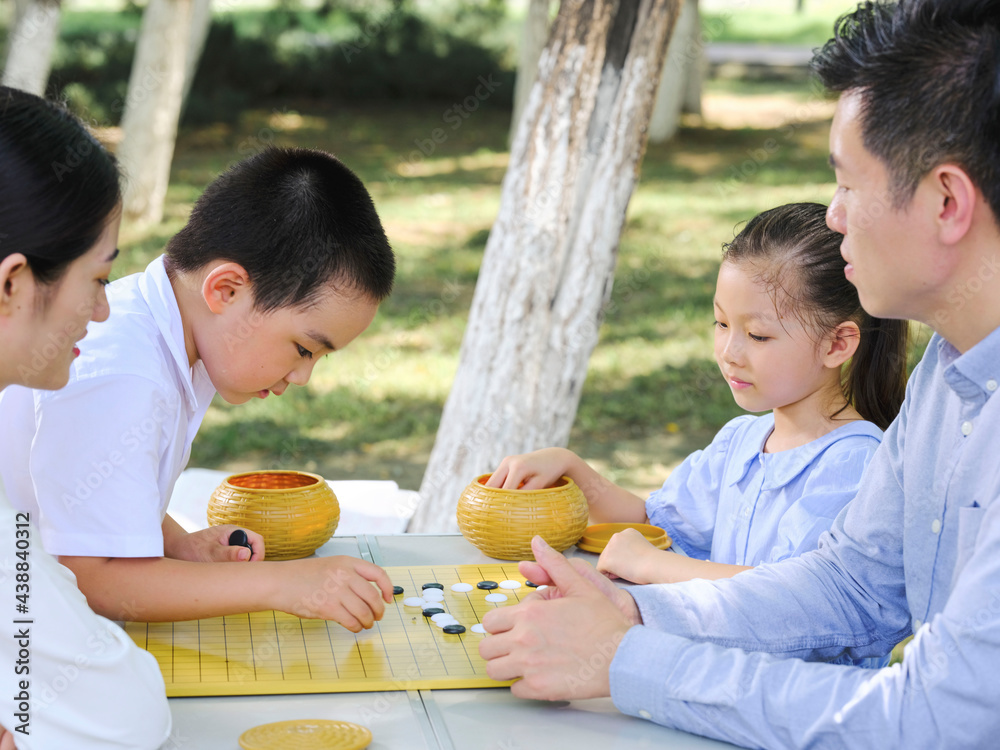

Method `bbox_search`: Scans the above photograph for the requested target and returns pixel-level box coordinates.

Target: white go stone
[470,624,487,634]
[450,582,474,593]
[484,593,508,603]
[403,597,427,608]
[422,589,445,601]
[499,580,521,590]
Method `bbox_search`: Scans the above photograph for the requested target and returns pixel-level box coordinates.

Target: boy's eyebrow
[828,154,838,169]
[307,330,336,352]
[105,248,120,262]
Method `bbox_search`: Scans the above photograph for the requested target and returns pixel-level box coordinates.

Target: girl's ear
[822,321,861,368]
[201,262,251,315]
[0,253,34,317]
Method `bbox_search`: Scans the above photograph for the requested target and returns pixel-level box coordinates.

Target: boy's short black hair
[812,0,1000,222]
[165,147,395,311]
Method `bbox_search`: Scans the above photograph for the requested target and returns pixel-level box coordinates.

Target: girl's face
[5,218,119,390]
[713,261,836,414]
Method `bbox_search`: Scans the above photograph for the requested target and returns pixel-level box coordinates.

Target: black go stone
[442,624,466,635]
[422,583,444,590]
[422,608,445,617]
[477,581,499,590]
[392,586,404,596]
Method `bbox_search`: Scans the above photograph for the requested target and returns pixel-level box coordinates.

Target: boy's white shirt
[0,255,217,557]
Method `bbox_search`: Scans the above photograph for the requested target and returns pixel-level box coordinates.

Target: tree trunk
[117,0,193,226]
[411,0,680,533]
[1,0,61,96]
[508,0,551,146]
[649,0,700,144]
[179,0,213,118]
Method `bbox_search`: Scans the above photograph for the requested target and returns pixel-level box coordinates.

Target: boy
[480,1,1000,746]
[0,147,397,628]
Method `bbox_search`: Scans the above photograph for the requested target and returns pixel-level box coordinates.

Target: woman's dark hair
[0,86,121,284]
[812,0,1000,222]
[164,147,395,311]
[722,202,908,430]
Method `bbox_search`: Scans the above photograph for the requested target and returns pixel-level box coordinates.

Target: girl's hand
[596,527,668,584]
[278,556,394,631]
[486,447,575,490]
[167,524,266,563]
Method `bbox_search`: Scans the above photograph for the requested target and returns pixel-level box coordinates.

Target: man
[479,1,1000,746]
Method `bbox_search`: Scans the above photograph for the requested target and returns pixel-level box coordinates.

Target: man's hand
[478,536,640,700]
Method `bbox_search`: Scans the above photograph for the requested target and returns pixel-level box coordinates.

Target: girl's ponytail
[844,315,909,430]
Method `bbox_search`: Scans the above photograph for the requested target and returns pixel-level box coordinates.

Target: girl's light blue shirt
[645,413,886,669]
[646,414,883,568]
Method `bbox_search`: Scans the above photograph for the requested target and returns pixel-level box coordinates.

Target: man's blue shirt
[610,329,1000,748]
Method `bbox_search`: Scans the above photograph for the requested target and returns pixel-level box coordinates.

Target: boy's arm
[59,553,394,630]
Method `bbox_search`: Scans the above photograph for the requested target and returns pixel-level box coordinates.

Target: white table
[163,534,739,749]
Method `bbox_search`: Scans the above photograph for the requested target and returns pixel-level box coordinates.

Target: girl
[487,203,908,666]
[0,87,171,749]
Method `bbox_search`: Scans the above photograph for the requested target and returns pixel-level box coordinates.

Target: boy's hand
[479,536,638,700]
[0,725,15,750]
[486,447,575,490]
[168,524,266,563]
[596,527,664,584]
[280,556,394,632]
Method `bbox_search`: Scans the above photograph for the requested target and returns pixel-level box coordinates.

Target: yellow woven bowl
[207,471,340,561]
[456,474,589,561]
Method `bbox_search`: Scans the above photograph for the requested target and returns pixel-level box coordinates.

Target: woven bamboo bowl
[456,474,589,560]
[207,471,339,561]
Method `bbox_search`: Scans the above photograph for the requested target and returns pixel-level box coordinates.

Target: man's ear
[932,164,976,246]
[0,253,34,317]
[201,262,251,315]
[822,320,861,369]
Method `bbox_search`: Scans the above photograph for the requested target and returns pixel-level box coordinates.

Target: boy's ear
[822,321,861,368]
[0,253,34,317]
[201,262,251,315]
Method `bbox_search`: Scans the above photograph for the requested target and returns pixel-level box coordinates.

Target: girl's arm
[596,528,751,584]
[487,447,647,523]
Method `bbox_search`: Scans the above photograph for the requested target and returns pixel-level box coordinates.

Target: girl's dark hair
[0,86,121,283]
[165,147,395,311]
[722,202,908,430]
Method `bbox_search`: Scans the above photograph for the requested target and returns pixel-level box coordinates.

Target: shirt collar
[137,255,201,410]
[726,413,883,491]
[939,326,1000,402]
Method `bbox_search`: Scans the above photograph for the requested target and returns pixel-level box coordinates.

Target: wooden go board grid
[125,564,529,697]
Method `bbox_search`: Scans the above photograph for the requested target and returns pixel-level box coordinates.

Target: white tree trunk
[179,0,213,115]
[117,0,193,226]
[411,0,679,533]
[508,0,551,145]
[649,0,701,143]
[1,0,61,96]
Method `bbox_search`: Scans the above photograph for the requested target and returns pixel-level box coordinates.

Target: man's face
[826,91,939,323]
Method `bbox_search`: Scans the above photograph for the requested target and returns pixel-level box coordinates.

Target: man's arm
[612,492,1000,747]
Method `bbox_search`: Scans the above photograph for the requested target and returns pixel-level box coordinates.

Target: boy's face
[200,286,378,405]
[826,91,939,322]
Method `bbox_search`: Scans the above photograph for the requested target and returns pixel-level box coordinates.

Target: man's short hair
[166,147,395,310]
[812,0,1000,222]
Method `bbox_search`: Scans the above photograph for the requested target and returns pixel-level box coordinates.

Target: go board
[125,564,531,697]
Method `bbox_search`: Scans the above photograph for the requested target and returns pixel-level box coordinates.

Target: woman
[0,87,171,749]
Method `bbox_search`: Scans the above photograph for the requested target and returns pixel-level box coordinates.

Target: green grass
[108,78,931,494]
[702,0,861,47]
